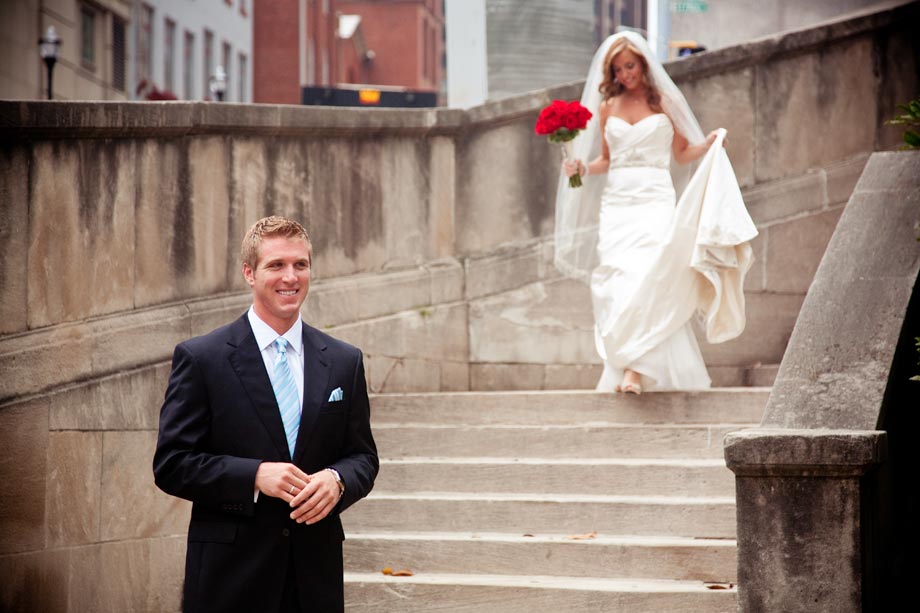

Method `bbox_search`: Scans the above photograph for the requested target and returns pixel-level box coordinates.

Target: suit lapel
[226,315,291,461]
[293,324,330,464]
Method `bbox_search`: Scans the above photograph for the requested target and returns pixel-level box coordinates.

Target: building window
[81,6,96,68]
[164,19,176,92]
[184,30,195,99]
[222,41,232,100]
[238,52,248,102]
[137,4,154,87]
[422,21,428,82]
[112,16,126,90]
[203,29,214,99]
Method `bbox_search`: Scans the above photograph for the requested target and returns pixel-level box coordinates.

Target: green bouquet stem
[550,130,583,189]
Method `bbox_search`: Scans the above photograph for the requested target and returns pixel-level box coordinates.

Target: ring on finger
[289,485,295,494]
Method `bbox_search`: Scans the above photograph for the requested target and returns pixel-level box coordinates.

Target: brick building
[253,0,339,104]
[338,0,443,93]
[253,0,443,105]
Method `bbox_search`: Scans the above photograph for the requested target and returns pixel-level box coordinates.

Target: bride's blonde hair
[599,39,662,111]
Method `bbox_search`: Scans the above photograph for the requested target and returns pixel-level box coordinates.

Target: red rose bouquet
[535,100,593,187]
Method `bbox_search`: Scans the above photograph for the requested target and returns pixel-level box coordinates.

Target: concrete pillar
[725,429,887,612]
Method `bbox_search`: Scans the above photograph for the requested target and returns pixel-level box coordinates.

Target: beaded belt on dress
[611,158,669,169]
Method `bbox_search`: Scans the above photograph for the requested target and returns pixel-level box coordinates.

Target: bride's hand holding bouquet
[534,100,593,187]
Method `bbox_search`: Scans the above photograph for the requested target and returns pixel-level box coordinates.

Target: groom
[153,216,378,612]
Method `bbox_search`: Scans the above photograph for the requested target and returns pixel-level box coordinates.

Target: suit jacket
[153,314,378,613]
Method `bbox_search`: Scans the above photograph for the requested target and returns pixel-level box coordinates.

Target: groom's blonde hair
[241,216,311,269]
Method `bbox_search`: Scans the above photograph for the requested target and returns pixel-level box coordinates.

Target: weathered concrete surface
[0,398,48,555]
[0,6,917,611]
[725,429,886,612]
[2,2,916,340]
[726,150,920,612]
[0,146,29,335]
[763,152,920,430]
[468,278,595,364]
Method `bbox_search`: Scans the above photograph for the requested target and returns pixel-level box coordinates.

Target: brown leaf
[522,533,535,538]
[381,567,393,576]
[566,531,598,540]
[391,569,414,577]
[704,582,734,590]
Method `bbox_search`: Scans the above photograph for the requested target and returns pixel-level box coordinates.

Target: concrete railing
[0,2,918,609]
[725,150,920,611]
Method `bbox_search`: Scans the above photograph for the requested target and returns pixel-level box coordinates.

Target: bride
[555,31,757,394]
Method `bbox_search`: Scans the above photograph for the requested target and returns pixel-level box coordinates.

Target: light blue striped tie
[272,338,301,458]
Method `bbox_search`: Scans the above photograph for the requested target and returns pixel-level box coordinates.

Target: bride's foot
[620,370,642,395]
[622,381,642,395]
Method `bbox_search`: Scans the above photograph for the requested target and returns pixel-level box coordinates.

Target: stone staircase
[342,389,768,611]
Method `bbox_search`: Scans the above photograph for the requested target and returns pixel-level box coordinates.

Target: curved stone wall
[0,2,918,609]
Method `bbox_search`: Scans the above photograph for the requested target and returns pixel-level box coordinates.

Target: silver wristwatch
[326,468,345,498]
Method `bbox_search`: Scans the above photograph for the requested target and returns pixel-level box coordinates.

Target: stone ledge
[760,151,920,430]
[666,0,917,82]
[463,238,556,301]
[0,262,465,403]
[5,2,913,142]
[724,428,887,477]
[0,100,467,140]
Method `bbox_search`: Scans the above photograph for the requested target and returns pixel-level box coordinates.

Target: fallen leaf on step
[381,566,414,577]
[381,567,393,575]
[522,534,534,538]
[566,531,597,540]
[704,582,734,590]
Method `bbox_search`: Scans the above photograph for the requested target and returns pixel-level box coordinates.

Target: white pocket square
[328,387,343,402]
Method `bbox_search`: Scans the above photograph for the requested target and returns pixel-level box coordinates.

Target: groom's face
[243,235,312,334]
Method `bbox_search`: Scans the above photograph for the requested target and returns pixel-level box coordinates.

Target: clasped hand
[255,461,340,525]
[563,159,586,178]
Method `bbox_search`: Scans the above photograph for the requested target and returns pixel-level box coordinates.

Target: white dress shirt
[247,306,305,407]
[247,307,305,502]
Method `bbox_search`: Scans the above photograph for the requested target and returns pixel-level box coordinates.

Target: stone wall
[1,3,918,610]
[725,150,920,611]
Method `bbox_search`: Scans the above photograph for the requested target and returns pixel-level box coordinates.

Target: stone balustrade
[0,1,918,609]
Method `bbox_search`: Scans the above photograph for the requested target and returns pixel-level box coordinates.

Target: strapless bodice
[605,113,673,169]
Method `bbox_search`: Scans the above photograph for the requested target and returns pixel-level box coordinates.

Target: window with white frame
[238,52,248,102]
[183,30,195,99]
[203,29,214,99]
[112,15,126,90]
[81,5,96,69]
[164,19,176,93]
[136,4,154,88]
[222,41,232,100]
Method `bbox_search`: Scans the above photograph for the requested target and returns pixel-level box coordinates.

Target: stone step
[708,364,780,388]
[374,423,747,459]
[467,276,799,371]
[344,493,736,538]
[344,572,736,612]
[370,389,768,425]
[344,531,737,582]
[470,362,779,390]
[377,457,735,497]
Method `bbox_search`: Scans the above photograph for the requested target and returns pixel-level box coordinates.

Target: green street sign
[673,0,709,13]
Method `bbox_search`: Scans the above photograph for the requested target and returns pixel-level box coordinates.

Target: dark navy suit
[153,314,378,612]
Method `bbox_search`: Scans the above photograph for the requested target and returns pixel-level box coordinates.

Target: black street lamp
[38,26,61,100]
[209,65,227,102]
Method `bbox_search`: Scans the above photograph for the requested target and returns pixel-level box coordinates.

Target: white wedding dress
[592,113,755,392]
